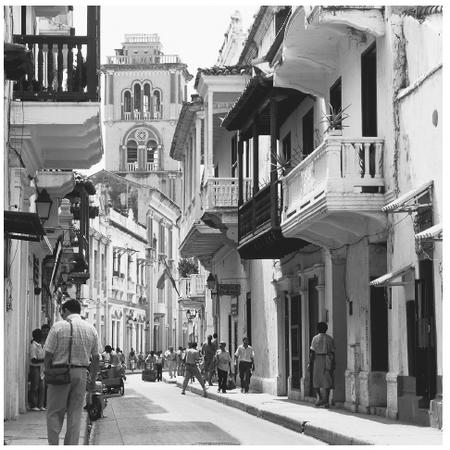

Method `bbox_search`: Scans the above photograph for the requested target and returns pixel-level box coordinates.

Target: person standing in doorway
[201,335,216,386]
[29,328,45,411]
[215,341,233,393]
[128,348,137,372]
[181,342,208,397]
[44,298,99,445]
[309,321,335,408]
[234,337,255,393]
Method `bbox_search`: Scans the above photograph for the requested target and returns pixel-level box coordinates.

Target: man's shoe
[217,389,221,393]
[40,407,46,411]
[222,390,226,394]
[240,388,244,393]
[31,407,40,411]
[203,391,208,398]
[181,391,185,395]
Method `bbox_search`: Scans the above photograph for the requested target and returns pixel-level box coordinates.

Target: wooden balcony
[8,7,102,172]
[203,177,251,210]
[12,8,99,102]
[281,136,387,248]
[238,182,308,259]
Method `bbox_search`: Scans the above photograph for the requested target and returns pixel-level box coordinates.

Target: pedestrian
[176,346,184,376]
[164,346,177,379]
[145,350,156,369]
[44,298,99,445]
[201,335,216,386]
[309,321,335,408]
[40,323,51,408]
[128,348,137,372]
[234,337,255,393]
[181,342,208,397]
[29,328,45,411]
[155,351,163,381]
[138,351,145,370]
[215,341,233,394]
[116,347,126,379]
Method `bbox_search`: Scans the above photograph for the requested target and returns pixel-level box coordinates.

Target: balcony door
[290,295,302,390]
[361,43,377,137]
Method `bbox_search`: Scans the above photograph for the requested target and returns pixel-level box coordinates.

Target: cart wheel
[119,379,124,396]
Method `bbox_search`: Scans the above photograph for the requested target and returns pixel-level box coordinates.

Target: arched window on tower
[133,84,141,120]
[146,139,158,171]
[153,89,162,119]
[123,90,132,120]
[143,83,152,120]
[127,139,138,171]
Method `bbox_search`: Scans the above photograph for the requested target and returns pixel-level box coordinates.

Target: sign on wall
[218,283,241,296]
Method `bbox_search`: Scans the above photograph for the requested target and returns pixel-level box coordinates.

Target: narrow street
[91,374,324,445]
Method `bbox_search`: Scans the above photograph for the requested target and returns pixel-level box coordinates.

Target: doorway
[361,43,377,137]
[290,295,302,390]
[370,285,388,371]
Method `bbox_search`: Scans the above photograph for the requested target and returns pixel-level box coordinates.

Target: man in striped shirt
[44,298,100,445]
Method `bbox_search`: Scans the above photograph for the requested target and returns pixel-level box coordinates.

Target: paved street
[91,373,323,445]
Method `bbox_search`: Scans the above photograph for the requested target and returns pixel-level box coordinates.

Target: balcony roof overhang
[274,6,384,97]
[170,99,203,160]
[178,298,205,309]
[4,211,45,242]
[222,74,308,137]
[9,102,102,173]
[179,222,228,262]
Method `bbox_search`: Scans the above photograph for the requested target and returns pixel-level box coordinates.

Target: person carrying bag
[44,320,73,385]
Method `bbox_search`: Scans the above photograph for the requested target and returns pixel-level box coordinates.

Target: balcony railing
[106,54,181,65]
[282,137,385,219]
[203,177,252,210]
[238,183,276,240]
[122,107,163,121]
[145,162,158,171]
[13,6,99,103]
[179,274,206,299]
[127,162,138,171]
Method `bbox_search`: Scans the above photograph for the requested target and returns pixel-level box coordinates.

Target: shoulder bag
[44,320,73,385]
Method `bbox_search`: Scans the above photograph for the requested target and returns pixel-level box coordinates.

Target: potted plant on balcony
[321,103,351,135]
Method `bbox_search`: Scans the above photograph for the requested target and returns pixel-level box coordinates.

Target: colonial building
[86,170,181,355]
[101,33,192,204]
[3,6,102,419]
[222,5,442,428]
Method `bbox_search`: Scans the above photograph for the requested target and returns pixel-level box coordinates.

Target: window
[159,222,165,254]
[168,227,173,259]
[127,140,138,163]
[143,83,151,115]
[147,216,153,244]
[133,84,141,112]
[170,73,176,103]
[231,134,237,178]
[123,91,132,112]
[146,139,158,170]
[329,77,342,125]
[153,90,161,118]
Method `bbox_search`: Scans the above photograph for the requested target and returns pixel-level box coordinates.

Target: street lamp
[186,309,197,321]
[206,273,217,291]
[35,188,53,224]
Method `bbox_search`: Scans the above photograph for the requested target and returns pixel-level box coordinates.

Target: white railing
[123,111,131,120]
[179,274,206,299]
[127,280,136,293]
[112,275,125,291]
[133,110,141,120]
[107,55,181,65]
[127,162,137,171]
[143,111,151,120]
[203,177,252,209]
[145,162,157,171]
[283,136,384,218]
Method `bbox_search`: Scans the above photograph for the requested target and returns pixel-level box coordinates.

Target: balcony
[281,136,387,248]
[179,274,206,300]
[106,54,181,65]
[9,6,102,173]
[180,178,251,270]
[122,107,163,121]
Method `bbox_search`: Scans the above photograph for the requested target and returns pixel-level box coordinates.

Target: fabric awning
[382,181,433,212]
[370,264,415,287]
[415,223,442,241]
[4,211,45,242]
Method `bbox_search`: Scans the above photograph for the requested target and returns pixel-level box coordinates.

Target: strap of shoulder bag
[67,319,73,366]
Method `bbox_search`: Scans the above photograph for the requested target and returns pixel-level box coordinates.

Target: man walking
[181,342,207,397]
[44,298,99,445]
[164,346,177,379]
[234,337,255,393]
[215,341,233,393]
[201,335,216,386]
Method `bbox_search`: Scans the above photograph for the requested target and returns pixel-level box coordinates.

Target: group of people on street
[28,293,336,445]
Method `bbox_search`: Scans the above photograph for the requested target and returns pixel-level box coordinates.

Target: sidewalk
[166,374,443,446]
[3,409,90,445]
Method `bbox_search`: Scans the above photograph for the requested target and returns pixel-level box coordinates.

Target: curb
[172,379,369,445]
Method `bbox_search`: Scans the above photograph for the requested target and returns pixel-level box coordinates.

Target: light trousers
[46,367,87,445]
[182,363,205,391]
[167,360,177,377]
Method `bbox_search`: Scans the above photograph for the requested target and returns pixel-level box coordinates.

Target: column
[252,121,259,196]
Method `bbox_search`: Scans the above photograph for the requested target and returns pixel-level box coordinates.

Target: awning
[4,211,45,242]
[415,223,442,242]
[382,181,433,213]
[370,264,415,287]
